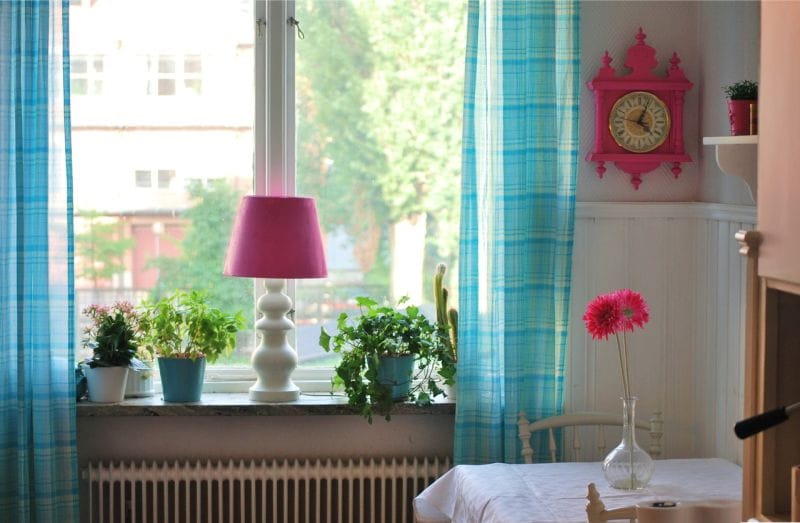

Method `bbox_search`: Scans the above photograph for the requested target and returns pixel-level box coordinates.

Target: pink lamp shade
[224,196,327,279]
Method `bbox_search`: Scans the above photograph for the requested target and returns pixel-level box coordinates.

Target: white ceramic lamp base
[249,279,300,402]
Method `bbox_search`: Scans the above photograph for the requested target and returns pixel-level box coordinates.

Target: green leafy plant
[81,302,139,368]
[138,290,245,363]
[723,80,758,100]
[319,296,450,423]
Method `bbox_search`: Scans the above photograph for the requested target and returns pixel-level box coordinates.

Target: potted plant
[723,80,758,136]
[319,296,450,423]
[433,263,458,397]
[81,302,140,403]
[139,290,245,402]
[124,346,155,398]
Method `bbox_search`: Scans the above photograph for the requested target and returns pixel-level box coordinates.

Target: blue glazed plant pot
[158,357,206,402]
[377,354,415,400]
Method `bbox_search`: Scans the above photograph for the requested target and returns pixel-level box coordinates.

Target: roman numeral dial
[609,91,671,153]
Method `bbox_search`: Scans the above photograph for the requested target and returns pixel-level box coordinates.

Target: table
[414,458,742,523]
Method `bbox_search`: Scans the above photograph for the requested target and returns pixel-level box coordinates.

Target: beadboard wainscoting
[566,202,756,464]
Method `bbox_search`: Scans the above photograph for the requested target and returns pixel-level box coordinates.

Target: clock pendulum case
[587,28,693,189]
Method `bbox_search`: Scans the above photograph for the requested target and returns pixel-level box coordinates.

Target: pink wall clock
[587,28,693,189]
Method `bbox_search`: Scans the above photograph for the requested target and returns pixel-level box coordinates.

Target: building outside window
[69,0,465,389]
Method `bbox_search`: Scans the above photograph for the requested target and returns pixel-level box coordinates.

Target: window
[183,55,203,94]
[134,170,176,190]
[70,55,103,95]
[70,0,464,390]
[135,170,152,188]
[293,0,465,369]
[70,1,255,370]
[147,54,203,96]
[157,170,175,189]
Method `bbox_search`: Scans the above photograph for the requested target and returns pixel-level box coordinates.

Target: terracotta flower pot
[728,99,758,136]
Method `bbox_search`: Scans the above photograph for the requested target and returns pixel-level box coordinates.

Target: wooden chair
[517,410,664,464]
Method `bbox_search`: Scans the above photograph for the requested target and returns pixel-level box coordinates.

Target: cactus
[434,263,448,325]
[433,263,458,362]
[448,308,458,356]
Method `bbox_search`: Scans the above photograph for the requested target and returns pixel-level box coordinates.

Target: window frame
[196,0,335,392]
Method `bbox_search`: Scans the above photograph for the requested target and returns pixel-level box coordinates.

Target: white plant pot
[85,366,129,403]
[125,365,154,398]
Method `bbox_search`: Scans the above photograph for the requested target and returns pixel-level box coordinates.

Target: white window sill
[75,392,455,417]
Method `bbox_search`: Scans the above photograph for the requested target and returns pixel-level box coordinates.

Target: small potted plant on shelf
[723,80,758,136]
[81,301,141,403]
[319,296,451,423]
[138,290,245,402]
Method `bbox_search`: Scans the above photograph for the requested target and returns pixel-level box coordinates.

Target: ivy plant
[319,296,452,423]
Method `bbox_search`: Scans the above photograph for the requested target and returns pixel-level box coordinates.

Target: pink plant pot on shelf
[728,99,758,136]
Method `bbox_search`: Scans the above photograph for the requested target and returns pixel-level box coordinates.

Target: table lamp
[224,196,327,402]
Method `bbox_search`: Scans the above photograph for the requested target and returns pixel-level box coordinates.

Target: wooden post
[792,465,799,522]
[736,229,762,520]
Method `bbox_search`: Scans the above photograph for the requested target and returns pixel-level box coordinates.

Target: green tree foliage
[366,0,465,256]
[296,0,466,293]
[296,0,388,275]
[75,210,135,285]
[150,180,251,316]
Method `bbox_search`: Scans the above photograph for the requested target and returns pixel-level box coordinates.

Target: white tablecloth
[414,458,742,523]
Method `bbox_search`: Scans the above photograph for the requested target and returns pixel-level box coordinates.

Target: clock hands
[624,117,651,134]
[636,98,652,125]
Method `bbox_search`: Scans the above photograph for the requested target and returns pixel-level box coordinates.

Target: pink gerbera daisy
[614,289,650,332]
[582,293,622,340]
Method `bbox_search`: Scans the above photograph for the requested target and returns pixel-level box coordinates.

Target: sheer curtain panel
[455,0,581,464]
[0,1,79,520]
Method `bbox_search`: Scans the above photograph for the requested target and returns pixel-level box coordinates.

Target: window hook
[288,17,305,40]
[256,18,266,38]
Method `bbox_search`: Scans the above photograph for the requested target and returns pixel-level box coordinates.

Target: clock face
[609,91,671,153]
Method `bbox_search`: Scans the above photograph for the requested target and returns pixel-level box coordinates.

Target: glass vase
[602,396,654,489]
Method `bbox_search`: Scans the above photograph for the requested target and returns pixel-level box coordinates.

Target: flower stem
[622,330,632,398]
[621,332,634,487]
[614,332,630,399]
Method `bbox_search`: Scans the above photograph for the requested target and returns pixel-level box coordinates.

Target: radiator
[83,457,450,523]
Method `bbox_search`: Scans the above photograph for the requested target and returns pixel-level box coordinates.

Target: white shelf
[702,135,758,146]
[703,135,758,202]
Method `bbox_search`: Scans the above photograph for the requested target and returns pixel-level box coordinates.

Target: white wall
[696,1,760,205]
[578,0,759,205]
[566,203,754,463]
[579,1,700,201]
[77,415,454,463]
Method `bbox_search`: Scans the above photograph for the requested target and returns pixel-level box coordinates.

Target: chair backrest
[517,410,664,464]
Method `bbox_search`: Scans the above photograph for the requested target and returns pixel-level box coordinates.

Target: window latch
[288,17,304,40]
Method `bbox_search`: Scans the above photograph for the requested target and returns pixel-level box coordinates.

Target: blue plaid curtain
[0,0,79,520]
[454,0,580,464]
